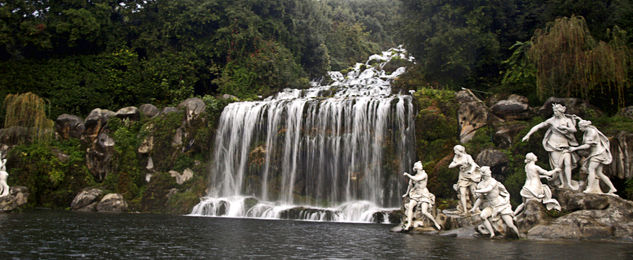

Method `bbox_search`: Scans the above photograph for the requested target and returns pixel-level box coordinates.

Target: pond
[0,210,631,259]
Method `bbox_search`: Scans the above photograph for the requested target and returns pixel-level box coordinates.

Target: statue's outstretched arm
[522,121,548,142]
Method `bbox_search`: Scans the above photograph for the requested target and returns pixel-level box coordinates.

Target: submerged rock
[96,193,128,213]
[71,188,104,212]
[0,186,29,212]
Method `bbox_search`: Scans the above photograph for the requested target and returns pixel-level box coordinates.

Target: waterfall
[191,47,416,223]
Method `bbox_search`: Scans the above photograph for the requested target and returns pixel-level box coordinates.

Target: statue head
[480,166,492,178]
[552,103,566,116]
[453,145,465,154]
[413,161,423,172]
[525,152,537,163]
[578,119,592,130]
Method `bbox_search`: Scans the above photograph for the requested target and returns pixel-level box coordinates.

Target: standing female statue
[448,145,479,215]
[522,104,579,190]
[569,120,618,195]
[402,161,441,230]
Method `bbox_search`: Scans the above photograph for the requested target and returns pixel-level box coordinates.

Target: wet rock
[82,108,115,144]
[115,106,140,121]
[456,90,488,143]
[515,200,551,233]
[553,188,610,211]
[55,114,84,139]
[70,188,104,212]
[139,104,159,118]
[178,97,206,124]
[606,131,633,180]
[490,95,530,120]
[538,97,602,119]
[526,188,633,240]
[96,193,128,213]
[437,211,482,230]
[0,186,29,212]
[475,149,510,182]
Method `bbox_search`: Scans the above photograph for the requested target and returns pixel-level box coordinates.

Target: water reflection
[0,211,631,259]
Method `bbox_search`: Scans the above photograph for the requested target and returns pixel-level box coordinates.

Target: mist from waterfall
[191,47,416,223]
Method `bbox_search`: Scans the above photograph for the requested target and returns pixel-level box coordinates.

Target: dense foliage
[399,0,633,112]
[0,0,400,124]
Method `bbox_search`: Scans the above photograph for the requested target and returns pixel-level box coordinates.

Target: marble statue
[471,166,519,238]
[514,153,561,217]
[448,145,480,215]
[0,151,9,197]
[522,103,580,190]
[402,161,441,230]
[569,120,618,195]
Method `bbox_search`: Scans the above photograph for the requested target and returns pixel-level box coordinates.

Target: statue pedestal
[0,186,29,212]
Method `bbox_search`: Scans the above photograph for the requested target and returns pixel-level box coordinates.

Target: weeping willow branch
[3,92,54,143]
[528,16,631,108]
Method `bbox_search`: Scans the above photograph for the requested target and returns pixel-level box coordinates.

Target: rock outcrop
[456,90,488,143]
[524,188,633,241]
[55,114,84,139]
[70,188,104,212]
[115,106,140,121]
[607,131,633,180]
[490,94,530,120]
[96,193,128,213]
[139,104,159,118]
[475,149,510,182]
[0,186,29,212]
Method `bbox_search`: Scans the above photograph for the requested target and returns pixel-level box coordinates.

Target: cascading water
[191,47,416,223]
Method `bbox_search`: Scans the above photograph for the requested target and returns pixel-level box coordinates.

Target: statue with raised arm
[402,161,441,230]
[448,145,479,215]
[471,166,519,238]
[0,151,9,197]
[569,120,618,195]
[514,153,561,217]
[521,103,579,190]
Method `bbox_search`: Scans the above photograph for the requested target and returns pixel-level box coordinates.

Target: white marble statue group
[0,151,9,197]
[401,103,618,238]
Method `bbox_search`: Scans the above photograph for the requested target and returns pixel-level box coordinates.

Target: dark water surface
[0,211,631,259]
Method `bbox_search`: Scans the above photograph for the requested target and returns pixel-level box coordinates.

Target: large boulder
[456,90,488,143]
[538,97,602,118]
[0,186,29,212]
[527,188,633,240]
[515,200,552,233]
[607,131,633,180]
[475,149,510,182]
[55,114,84,140]
[139,104,159,118]
[161,106,178,115]
[82,108,115,144]
[70,188,104,212]
[96,193,128,213]
[178,97,206,123]
[115,106,140,121]
[490,94,530,120]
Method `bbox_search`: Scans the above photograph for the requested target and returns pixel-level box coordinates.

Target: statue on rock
[448,145,480,215]
[0,151,9,197]
[522,103,580,190]
[569,120,618,195]
[471,166,519,238]
[402,161,441,230]
[514,153,561,217]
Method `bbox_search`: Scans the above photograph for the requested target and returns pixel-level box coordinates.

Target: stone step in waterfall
[190,47,416,223]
